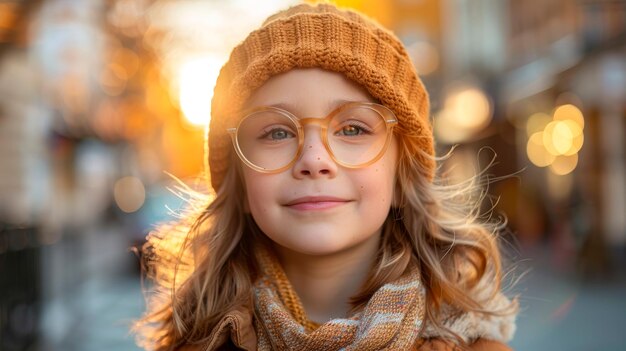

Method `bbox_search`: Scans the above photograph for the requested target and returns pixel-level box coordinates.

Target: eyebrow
[264,99,362,116]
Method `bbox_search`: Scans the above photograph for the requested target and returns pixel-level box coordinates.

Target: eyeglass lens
[235,105,389,171]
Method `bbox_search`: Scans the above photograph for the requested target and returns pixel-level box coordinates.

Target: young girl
[134,3,518,350]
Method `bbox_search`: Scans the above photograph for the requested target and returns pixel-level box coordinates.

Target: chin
[292,244,347,257]
[274,235,351,257]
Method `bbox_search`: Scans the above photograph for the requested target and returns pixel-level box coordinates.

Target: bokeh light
[448,87,492,129]
[527,131,556,167]
[526,112,552,137]
[407,40,440,76]
[113,176,146,213]
[525,103,585,174]
[549,154,579,175]
[435,84,492,143]
[553,103,584,128]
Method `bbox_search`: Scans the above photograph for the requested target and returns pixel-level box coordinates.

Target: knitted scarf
[252,245,426,351]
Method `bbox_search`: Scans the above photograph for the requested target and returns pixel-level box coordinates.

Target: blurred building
[500,0,625,273]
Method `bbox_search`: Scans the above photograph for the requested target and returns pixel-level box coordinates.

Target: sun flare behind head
[178,55,222,127]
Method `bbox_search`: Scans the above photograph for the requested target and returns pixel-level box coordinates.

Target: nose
[292,126,338,179]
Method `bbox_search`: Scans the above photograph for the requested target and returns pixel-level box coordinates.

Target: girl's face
[240,68,398,256]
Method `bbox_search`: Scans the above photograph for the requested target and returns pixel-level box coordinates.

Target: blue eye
[271,129,290,140]
[334,121,373,137]
[260,127,295,141]
[339,125,362,136]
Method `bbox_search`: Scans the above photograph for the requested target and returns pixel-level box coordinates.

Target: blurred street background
[1,0,625,350]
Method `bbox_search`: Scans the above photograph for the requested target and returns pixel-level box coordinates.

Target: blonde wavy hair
[132,133,516,350]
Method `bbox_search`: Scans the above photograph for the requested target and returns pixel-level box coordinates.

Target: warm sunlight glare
[178,56,222,127]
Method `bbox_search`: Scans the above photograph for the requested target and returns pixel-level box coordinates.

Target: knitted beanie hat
[208,2,434,192]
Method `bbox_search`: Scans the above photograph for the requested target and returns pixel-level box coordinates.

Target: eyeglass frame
[226,101,399,173]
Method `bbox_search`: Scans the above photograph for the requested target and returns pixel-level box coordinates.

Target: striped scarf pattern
[252,246,426,351]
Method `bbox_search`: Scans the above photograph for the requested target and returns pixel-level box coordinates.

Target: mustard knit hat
[208,2,434,191]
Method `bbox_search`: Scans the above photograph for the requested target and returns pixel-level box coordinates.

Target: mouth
[284,196,351,211]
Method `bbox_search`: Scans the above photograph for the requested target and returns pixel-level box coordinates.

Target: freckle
[317,157,320,160]
[360,186,364,189]
[308,145,313,149]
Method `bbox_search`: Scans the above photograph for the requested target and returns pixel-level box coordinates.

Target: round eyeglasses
[227,102,398,173]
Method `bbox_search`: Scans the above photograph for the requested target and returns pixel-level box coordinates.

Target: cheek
[242,170,272,214]
[356,162,396,209]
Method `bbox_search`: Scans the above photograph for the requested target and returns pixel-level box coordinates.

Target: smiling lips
[284,196,350,211]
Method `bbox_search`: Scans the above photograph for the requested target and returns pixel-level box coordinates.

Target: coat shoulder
[414,338,513,351]
[176,305,257,351]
